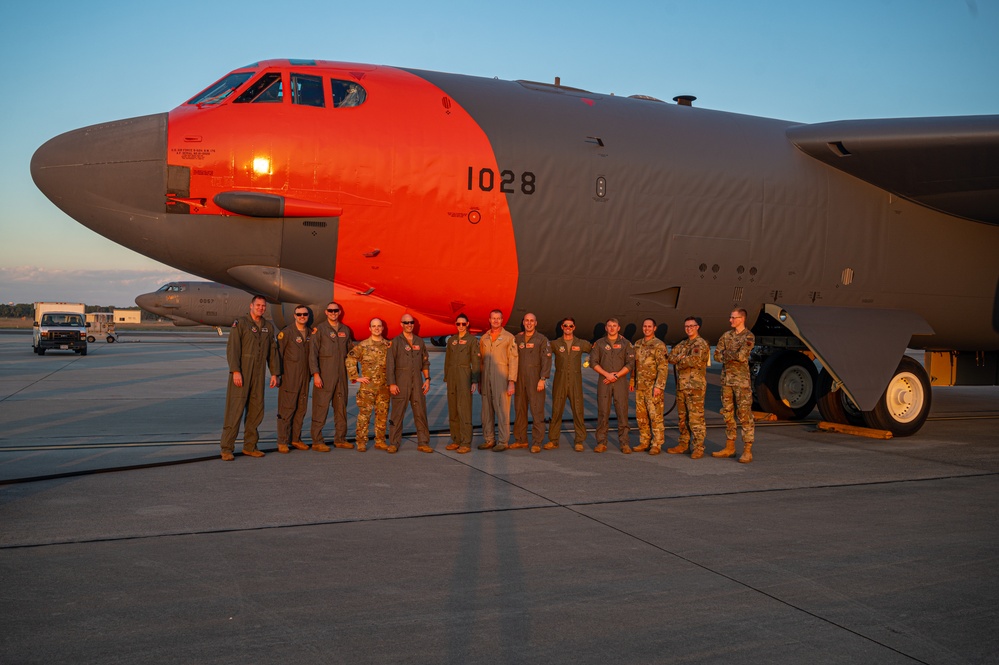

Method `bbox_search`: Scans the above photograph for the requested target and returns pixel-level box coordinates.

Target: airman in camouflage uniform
[346,318,391,452]
[714,308,756,463]
[590,318,636,453]
[220,295,280,461]
[667,316,710,458]
[632,318,668,453]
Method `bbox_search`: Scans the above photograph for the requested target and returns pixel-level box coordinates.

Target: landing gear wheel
[862,356,931,437]
[87,335,96,343]
[753,350,818,420]
[815,368,864,426]
[431,336,447,347]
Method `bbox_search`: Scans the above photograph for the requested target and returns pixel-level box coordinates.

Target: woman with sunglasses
[443,313,480,454]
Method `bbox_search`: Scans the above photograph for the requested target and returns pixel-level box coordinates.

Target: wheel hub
[885,372,923,422]
[779,367,813,408]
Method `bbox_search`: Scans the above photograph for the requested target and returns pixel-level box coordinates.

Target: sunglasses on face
[456,322,468,327]
[295,313,309,317]
[562,324,574,329]
[327,308,341,313]
[402,321,415,325]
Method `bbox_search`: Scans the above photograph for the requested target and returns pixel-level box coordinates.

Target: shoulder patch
[277,331,284,339]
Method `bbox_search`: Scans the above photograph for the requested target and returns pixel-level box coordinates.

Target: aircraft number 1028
[467,167,536,195]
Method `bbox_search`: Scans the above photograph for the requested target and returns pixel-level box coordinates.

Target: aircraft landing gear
[815,368,865,426]
[753,350,818,420]
[861,356,931,436]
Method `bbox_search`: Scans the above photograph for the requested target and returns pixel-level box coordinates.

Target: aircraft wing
[786,115,999,224]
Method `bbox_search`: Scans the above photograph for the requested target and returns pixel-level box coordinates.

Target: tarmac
[1,329,997,664]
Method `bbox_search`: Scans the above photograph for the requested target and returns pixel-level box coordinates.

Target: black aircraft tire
[753,350,818,420]
[862,356,931,437]
[815,368,865,426]
[431,336,447,347]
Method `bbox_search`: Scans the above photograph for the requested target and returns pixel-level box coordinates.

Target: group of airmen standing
[219,295,757,464]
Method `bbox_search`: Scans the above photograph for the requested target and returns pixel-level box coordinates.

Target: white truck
[33,302,88,355]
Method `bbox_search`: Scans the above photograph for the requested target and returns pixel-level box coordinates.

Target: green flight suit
[276,324,311,446]
[548,336,592,445]
[221,315,280,454]
[444,332,481,446]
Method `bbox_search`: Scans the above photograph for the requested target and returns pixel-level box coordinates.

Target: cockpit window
[157,284,184,293]
[291,73,324,107]
[235,72,283,103]
[187,72,254,106]
[331,79,366,107]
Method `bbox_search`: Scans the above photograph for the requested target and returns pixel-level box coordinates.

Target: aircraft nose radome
[134,293,156,311]
[31,113,169,240]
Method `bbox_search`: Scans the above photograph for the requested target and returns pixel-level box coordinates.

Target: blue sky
[1,0,996,306]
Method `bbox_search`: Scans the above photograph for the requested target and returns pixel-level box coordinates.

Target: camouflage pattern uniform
[590,336,636,448]
[668,335,710,452]
[346,337,391,447]
[513,331,552,445]
[548,337,591,446]
[276,324,311,447]
[221,315,280,455]
[386,334,431,446]
[444,332,481,447]
[309,320,355,446]
[632,337,668,449]
[714,328,756,444]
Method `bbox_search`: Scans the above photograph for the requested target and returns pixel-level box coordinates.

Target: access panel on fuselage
[281,217,338,286]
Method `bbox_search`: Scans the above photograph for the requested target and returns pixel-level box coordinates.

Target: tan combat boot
[690,443,704,459]
[739,442,753,463]
[712,440,736,458]
[666,442,688,454]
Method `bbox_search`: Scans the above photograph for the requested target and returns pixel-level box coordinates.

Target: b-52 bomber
[31,59,999,435]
